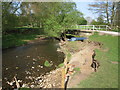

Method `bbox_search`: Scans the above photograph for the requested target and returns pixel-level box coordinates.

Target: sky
[75,2,99,20]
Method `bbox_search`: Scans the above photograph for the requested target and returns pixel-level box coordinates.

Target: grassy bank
[76,33,118,88]
[2,33,38,49]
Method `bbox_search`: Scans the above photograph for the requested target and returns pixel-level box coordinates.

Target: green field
[76,33,119,88]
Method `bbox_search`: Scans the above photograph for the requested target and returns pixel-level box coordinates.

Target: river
[2,40,64,88]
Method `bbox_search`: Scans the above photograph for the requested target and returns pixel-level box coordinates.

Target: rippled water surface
[3,40,64,88]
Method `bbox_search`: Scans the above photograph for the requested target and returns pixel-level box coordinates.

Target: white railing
[75,25,110,31]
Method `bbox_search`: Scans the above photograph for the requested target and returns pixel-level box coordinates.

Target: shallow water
[2,40,64,88]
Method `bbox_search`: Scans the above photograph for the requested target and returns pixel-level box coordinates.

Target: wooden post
[93,25,94,31]
[106,25,107,31]
[99,26,100,30]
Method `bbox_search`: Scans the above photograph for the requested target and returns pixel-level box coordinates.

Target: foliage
[2,2,20,33]
[2,13,19,33]
[91,20,107,25]
[58,63,64,68]
[43,2,83,38]
[77,17,87,25]
[44,60,52,67]
[44,16,63,38]
[2,2,84,39]
[91,15,107,25]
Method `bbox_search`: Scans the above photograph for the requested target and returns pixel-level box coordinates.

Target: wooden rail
[75,25,110,31]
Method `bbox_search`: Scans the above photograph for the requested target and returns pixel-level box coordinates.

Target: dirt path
[66,41,101,88]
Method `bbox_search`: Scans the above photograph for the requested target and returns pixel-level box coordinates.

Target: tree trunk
[106,1,109,24]
[111,2,115,29]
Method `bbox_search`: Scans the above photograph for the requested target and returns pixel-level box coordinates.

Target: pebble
[6,68,8,70]
[25,71,31,74]
[27,56,30,58]
[39,80,42,82]
[49,72,52,74]
[38,65,41,67]
[32,67,34,69]
[33,58,36,61]
[48,84,52,88]
[52,83,55,87]
[15,67,19,69]
[16,56,18,58]
[6,81,13,86]
[28,76,33,80]
[46,72,49,75]
[22,84,27,87]
[37,77,42,80]
[41,66,43,68]
[25,76,29,79]
[18,80,22,82]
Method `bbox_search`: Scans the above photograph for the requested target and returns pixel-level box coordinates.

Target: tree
[77,17,87,25]
[2,2,84,38]
[88,1,117,25]
[85,17,93,25]
[91,15,107,25]
[43,2,83,39]
[112,2,120,30]
[2,2,20,34]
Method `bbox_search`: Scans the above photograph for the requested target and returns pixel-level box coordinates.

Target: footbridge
[70,25,120,36]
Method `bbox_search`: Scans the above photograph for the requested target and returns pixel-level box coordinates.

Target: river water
[2,40,64,88]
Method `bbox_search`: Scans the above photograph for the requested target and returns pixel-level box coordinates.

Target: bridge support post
[99,26,100,30]
[106,25,107,31]
[93,25,95,31]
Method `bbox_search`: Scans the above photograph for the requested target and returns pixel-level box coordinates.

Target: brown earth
[60,40,101,88]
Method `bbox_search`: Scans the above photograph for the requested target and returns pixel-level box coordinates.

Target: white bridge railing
[75,25,110,31]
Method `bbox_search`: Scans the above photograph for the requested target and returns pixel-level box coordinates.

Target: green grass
[74,67,81,72]
[76,33,119,88]
[2,33,38,49]
[90,33,119,62]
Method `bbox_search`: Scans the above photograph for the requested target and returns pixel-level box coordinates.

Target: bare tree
[88,1,117,25]
[112,2,120,29]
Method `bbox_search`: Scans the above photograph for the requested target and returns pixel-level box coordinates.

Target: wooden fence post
[99,26,100,30]
[106,25,107,31]
[93,25,94,31]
